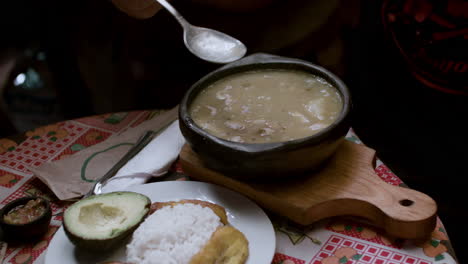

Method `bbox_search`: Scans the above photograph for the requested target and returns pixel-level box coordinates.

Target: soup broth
[190,69,343,143]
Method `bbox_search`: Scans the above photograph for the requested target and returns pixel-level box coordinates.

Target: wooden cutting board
[179,140,437,239]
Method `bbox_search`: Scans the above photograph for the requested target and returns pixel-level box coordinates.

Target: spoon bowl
[156,0,247,64]
[184,26,247,64]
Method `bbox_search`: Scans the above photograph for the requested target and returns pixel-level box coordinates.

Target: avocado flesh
[64,192,150,251]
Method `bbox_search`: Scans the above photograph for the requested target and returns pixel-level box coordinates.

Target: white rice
[126,203,222,264]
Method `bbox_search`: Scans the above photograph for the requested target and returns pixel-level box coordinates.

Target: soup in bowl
[179,53,351,180]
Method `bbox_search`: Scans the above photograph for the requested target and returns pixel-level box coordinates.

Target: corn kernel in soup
[190,69,343,143]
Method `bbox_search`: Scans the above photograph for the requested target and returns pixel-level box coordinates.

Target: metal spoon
[155,0,247,64]
[85,130,158,198]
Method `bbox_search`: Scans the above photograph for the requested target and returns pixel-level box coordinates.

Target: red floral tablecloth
[0,110,459,264]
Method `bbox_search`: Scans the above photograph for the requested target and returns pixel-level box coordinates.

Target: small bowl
[179,53,352,180]
[0,196,52,242]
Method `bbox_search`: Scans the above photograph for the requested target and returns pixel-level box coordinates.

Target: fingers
[111,0,163,19]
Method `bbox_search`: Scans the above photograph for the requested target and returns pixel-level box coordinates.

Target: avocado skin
[63,218,146,252]
[63,192,151,252]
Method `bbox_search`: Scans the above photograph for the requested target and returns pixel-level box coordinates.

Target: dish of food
[190,69,343,143]
[45,181,275,264]
[0,196,52,242]
[127,199,249,264]
[179,53,351,178]
[3,198,47,225]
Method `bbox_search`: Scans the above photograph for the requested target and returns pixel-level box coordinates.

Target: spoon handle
[85,130,158,198]
[155,0,190,27]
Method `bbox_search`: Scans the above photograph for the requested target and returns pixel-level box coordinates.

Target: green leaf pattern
[70,144,86,152]
[273,219,321,246]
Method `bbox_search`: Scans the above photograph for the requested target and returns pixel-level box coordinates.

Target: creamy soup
[190,69,343,143]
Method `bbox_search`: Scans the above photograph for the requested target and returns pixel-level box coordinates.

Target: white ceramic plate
[45,181,276,264]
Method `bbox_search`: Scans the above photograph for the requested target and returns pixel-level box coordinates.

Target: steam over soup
[190,69,343,143]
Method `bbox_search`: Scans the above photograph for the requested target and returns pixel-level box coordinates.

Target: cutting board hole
[399,199,414,207]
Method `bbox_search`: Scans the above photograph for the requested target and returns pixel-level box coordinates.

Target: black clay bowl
[179,53,352,180]
[0,196,52,242]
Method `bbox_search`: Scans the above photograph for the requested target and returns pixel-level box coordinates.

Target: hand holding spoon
[155,0,247,64]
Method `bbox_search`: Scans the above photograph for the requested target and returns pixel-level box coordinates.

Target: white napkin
[101,120,186,193]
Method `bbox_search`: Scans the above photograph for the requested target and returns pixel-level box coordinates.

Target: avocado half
[63,191,151,251]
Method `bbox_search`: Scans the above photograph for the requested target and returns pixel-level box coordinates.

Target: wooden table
[0,110,459,264]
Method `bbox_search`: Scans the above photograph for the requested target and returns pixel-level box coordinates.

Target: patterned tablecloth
[0,110,459,264]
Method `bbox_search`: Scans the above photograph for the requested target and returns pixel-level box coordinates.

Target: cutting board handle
[301,141,438,239]
[351,169,437,239]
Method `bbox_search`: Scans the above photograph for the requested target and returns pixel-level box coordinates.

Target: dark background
[1,0,466,262]
[350,2,467,263]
